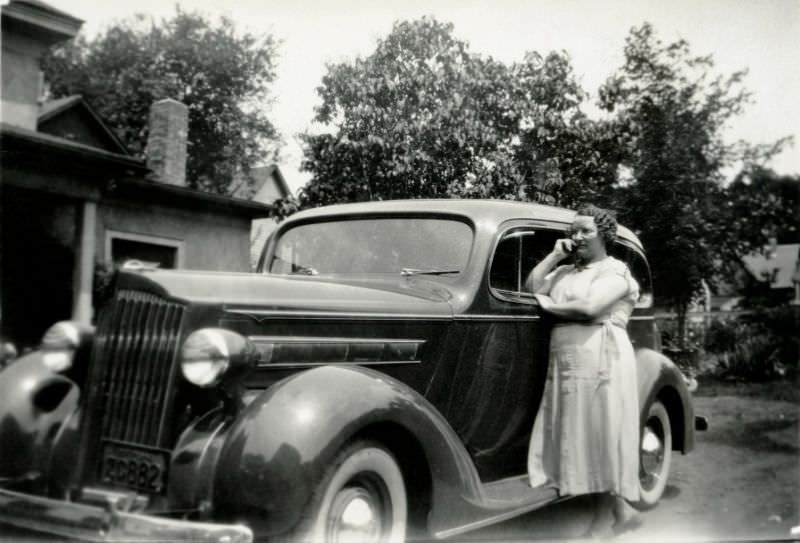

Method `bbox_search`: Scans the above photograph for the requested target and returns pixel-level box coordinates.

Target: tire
[634,400,672,510]
[287,440,407,543]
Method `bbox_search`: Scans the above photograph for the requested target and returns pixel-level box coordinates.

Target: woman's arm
[526,239,573,293]
[535,274,628,320]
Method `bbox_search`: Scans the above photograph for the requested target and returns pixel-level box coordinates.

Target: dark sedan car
[0,199,703,542]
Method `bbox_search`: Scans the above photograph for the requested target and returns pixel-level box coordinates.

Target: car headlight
[41,321,92,372]
[180,329,256,388]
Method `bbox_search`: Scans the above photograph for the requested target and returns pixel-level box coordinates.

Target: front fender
[211,365,483,536]
[0,351,80,491]
[636,348,695,453]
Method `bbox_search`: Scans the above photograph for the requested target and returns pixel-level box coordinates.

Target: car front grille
[88,289,186,447]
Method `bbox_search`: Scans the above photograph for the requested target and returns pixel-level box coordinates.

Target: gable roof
[251,164,291,200]
[38,94,130,155]
[2,122,273,219]
[742,243,800,289]
[229,164,291,201]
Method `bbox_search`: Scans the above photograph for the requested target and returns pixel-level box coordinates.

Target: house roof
[2,121,146,172]
[38,94,130,155]
[742,243,800,289]
[254,164,291,198]
[1,0,83,44]
[1,123,274,219]
[38,95,83,120]
[229,164,292,201]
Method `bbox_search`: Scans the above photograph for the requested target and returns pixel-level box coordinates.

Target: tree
[726,166,799,245]
[43,7,281,194]
[298,18,620,210]
[599,23,791,344]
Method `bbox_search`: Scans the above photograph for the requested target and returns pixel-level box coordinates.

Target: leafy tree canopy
[598,23,791,339]
[297,18,622,210]
[43,7,282,194]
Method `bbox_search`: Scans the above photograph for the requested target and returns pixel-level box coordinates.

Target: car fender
[635,347,695,453]
[0,350,80,490]
[210,364,485,536]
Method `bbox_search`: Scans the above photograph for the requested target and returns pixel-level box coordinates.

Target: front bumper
[0,488,252,543]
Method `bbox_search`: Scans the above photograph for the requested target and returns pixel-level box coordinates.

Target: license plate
[99,441,169,494]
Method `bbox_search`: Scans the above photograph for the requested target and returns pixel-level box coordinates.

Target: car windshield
[266,217,473,275]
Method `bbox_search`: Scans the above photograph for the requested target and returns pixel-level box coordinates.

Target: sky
[43,0,800,195]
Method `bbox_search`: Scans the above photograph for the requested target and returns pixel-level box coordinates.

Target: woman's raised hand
[552,238,575,261]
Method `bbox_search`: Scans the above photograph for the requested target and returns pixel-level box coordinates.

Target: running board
[434,476,562,539]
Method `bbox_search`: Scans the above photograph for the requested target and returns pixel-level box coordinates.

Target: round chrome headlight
[180,329,255,388]
[41,321,83,372]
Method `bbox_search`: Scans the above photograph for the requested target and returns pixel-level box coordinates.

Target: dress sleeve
[595,258,640,302]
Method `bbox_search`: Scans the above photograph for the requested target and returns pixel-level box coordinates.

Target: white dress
[528,255,640,501]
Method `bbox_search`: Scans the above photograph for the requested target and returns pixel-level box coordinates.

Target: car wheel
[635,400,672,510]
[290,439,407,543]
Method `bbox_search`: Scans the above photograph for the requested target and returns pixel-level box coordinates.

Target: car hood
[116,269,455,319]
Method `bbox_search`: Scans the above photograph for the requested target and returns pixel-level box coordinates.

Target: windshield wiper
[400,268,460,276]
[290,265,319,276]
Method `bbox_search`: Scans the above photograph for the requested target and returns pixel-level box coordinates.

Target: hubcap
[640,421,665,491]
[327,482,387,543]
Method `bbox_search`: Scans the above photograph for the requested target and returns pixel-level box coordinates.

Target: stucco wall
[97,199,252,272]
[1,33,45,130]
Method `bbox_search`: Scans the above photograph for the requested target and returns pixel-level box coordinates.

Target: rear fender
[0,351,80,492]
[635,348,695,453]
[211,365,484,536]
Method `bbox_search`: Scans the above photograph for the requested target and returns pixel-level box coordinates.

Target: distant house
[697,241,800,314]
[742,243,800,293]
[230,165,293,268]
[1,0,272,348]
[741,242,800,304]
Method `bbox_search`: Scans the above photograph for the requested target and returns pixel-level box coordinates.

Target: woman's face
[569,215,605,261]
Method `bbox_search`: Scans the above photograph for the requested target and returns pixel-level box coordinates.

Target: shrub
[658,307,798,381]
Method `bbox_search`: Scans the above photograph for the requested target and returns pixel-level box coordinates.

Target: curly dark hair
[574,203,618,246]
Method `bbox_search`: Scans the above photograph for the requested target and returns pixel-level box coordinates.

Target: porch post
[72,200,97,324]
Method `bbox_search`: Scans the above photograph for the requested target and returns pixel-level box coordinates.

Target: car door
[427,224,565,481]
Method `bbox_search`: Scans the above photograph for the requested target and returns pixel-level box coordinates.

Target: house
[741,242,800,305]
[1,0,273,348]
[230,165,293,268]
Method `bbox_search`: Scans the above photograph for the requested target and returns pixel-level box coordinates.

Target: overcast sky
[46,0,800,194]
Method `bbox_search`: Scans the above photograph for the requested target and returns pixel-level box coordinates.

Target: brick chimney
[146,99,188,186]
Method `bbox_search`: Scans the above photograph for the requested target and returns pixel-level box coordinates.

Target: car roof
[286,199,643,249]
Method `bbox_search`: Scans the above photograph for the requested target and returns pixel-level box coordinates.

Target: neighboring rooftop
[742,243,800,289]
[1,0,83,44]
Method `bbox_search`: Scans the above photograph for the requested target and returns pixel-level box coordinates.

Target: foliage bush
[658,307,798,382]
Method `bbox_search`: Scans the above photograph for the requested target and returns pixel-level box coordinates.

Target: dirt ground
[2,382,798,542]
[467,380,800,542]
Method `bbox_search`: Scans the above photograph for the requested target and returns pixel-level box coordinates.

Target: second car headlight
[180,328,256,387]
[41,321,93,372]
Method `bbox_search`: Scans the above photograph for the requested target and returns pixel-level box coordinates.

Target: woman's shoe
[587,494,616,539]
[612,497,642,534]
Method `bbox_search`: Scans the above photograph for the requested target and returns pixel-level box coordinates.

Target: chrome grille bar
[92,290,185,447]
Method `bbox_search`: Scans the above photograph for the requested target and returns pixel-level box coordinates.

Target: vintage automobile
[0,200,705,542]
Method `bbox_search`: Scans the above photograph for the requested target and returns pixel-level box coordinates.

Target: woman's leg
[587,493,615,538]
[613,495,641,531]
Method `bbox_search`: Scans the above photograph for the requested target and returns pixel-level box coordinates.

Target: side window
[609,243,654,308]
[490,228,563,301]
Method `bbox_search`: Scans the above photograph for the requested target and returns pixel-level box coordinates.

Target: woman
[526,204,641,537]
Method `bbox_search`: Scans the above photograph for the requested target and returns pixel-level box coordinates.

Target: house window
[105,230,184,269]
